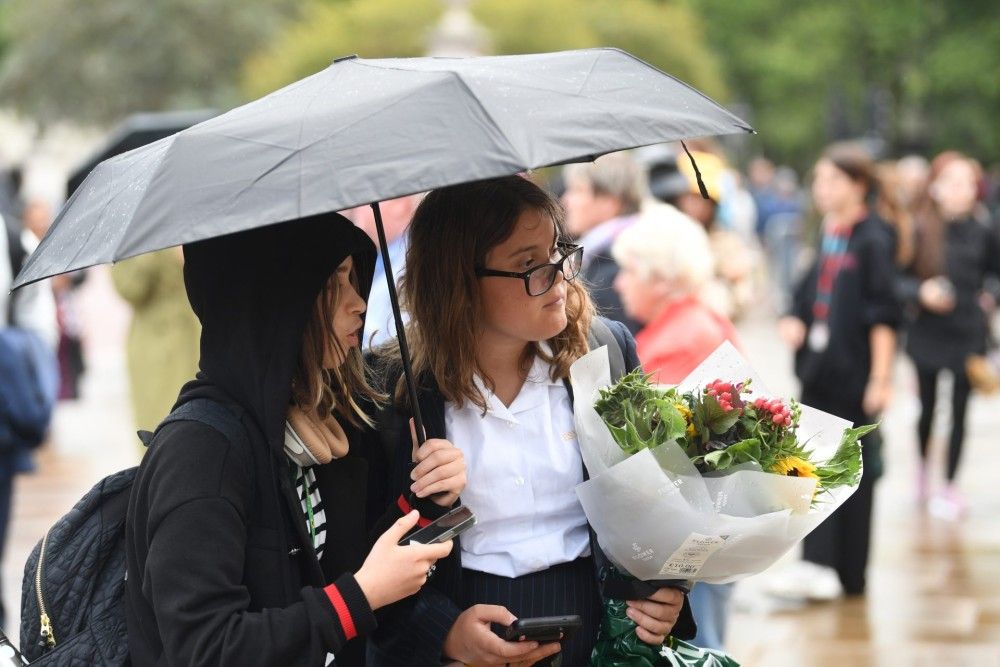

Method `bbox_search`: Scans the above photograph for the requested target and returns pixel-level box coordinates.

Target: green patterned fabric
[590,599,740,666]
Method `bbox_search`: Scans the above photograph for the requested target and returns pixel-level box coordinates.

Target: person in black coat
[780,143,903,597]
[124,213,459,666]
[370,176,694,667]
[899,152,1000,516]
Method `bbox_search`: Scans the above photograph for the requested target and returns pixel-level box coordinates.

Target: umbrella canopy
[65,110,217,197]
[15,47,751,289]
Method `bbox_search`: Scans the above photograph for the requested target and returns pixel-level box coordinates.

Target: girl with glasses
[370,176,694,667]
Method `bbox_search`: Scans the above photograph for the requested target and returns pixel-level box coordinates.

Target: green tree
[242,0,444,99]
[472,0,727,101]
[687,0,999,166]
[242,0,726,108]
[0,0,297,126]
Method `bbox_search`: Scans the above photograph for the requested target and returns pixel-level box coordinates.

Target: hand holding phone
[503,615,582,643]
[398,505,476,546]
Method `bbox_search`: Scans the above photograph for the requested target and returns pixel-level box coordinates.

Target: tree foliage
[686,0,999,166]
[241,0,726,106]
[241,0,444,99]
[471,0,727,101]
[0,0,296,126]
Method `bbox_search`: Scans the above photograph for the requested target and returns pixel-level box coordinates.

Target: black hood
[177,212,376,453]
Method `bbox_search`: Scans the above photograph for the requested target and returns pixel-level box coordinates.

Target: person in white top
[371,176,693,667]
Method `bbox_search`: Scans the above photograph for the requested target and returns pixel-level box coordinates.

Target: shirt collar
[467,342,564,420]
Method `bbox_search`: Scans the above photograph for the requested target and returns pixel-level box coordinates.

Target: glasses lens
[563,247,583,280]
[528,264,557,296]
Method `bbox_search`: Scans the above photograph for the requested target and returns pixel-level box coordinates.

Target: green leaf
[704,449,733,470]
[656,402,689,442]
[727,438,762,463]
[702,395,741,434]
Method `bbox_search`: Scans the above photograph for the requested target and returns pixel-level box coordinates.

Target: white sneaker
[764,560,843,602]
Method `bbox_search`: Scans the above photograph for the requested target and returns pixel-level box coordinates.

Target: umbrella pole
[371,202,427,444]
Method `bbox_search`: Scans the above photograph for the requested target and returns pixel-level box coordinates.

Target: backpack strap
[142,398,248,448]
[587,317,626,382]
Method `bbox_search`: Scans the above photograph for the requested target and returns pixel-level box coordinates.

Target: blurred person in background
[112,248,200,438]
[612,204,742,651]
[612,203,743,383]
[0,210,57,629]
[777,143,903,599]
[22,198,88,399]
[345,195,422,350]
[899,151,1000,519]
[562,152,646,333]
[651,149,760,322]
[895,155,931,215]
[754,162,806,313]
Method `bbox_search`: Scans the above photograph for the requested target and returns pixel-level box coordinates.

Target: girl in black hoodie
[125,212,461,666]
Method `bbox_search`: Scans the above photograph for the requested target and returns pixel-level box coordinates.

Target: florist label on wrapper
[658,533,729,578]
[571,342,875,584]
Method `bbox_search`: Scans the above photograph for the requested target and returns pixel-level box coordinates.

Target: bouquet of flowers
[570,342,875,666]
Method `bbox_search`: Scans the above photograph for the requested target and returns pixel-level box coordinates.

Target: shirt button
[515,477,526,487]
[507,421,516,429]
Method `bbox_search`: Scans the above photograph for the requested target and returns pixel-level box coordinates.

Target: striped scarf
[293,465,335,666]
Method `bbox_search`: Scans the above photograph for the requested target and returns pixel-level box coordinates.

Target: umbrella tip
[333,54,359,64]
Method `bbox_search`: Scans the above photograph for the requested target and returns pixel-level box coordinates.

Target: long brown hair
[911,151,984,279]
[822,142,913,266]
[392,175,594,411]
[292,268,383,426]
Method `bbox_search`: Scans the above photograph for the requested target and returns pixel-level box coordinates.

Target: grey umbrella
[15,47,752,438]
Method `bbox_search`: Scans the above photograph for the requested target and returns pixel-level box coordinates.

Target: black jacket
[899,214,1000,371]
[369,318,694,666]
[790,215,902,402]
[581,254,642,335]
[789,214,901,480]
[124,213,387,666]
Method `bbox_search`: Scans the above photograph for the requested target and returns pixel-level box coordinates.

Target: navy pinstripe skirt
[458,557,602,667]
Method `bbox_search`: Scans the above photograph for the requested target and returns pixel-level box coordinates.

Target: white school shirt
[445,349,590,578]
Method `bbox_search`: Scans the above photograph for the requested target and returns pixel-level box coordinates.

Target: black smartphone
[398,505,476,546]
[504,615,582,643]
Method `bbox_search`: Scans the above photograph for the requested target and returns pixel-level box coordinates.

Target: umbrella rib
[576,51,603,96]
[447,74,525,165]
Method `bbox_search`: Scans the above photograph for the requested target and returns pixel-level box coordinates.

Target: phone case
[504,615,582,642]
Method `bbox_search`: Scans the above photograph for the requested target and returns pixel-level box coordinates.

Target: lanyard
[812,226,852,321]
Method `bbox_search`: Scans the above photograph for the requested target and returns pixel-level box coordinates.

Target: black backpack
[19,398,245,665]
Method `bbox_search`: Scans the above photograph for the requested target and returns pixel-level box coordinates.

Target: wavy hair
[390,175,594,412]
[293,269,383,426]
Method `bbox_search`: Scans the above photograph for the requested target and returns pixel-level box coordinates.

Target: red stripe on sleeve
[324,584,358,641]
[396,494,432,527]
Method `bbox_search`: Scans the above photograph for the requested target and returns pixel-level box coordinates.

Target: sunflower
[674,402,697,437]
[771,456,818,480]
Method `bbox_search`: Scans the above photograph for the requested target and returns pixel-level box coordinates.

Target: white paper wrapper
[572,342,862,583]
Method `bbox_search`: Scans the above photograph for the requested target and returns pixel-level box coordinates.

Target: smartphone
[504,615,582,643]
[398,505,476,546]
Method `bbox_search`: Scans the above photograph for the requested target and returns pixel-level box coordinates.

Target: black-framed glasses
[475,243,584,296]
